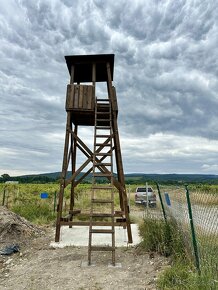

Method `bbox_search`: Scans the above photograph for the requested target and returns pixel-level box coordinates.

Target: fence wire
[158,184,218,288]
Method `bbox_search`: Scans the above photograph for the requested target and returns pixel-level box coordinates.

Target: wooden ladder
[88,98,115,266]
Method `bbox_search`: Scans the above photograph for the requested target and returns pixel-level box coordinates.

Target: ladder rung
[96,135,111,138]
[95,143,111,147]
[69,209,81,215]
[97,112,110,114]
[114,210,124,216]
[97,99,110,102]
[96,126,111,129]
[90,246,115,252]
[93,163,112,166]
[94,152,112,156]
[97,119,111,121]
[97,105,110,108]
[116,218,126,222]
[92,198,113,203]
[97,109,110,113]
[90,229,114,234]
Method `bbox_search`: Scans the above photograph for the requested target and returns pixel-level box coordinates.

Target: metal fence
[156,183,218,288]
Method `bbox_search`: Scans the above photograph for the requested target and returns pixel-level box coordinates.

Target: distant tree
[1,173,11,182]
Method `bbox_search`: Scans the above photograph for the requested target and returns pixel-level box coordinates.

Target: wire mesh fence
[157,183,218,288]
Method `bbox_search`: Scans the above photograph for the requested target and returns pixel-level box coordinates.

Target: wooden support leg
[55,112,71,242]
[69,125,77,228]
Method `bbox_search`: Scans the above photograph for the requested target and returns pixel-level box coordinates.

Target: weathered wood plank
[83,85,88,109]
[79,85,83,108]
[65,84,74,110]
[87,85,93,109]
[74,85,79,108]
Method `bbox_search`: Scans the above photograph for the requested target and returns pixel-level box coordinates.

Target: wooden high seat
[65,54,117,126]
[55,54,132,265]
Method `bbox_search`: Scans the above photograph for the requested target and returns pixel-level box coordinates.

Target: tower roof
[65,54,114,82]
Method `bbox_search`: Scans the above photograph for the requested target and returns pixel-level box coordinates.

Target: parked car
[135,186,156,207]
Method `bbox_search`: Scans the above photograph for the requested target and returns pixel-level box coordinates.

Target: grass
[156,261,215,290]
[139,215,218,289]
[139,216,186,258]
[12,202,56,225]
[1,183,139,224]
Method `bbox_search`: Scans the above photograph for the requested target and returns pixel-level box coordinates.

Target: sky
[0,0,218,176]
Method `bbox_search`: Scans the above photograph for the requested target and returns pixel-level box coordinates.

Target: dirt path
[0,206,169,290]
[0,227,170,290]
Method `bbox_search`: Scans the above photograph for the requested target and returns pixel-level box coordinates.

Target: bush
[12,203,56,224]
[157,262,215,290]
[139,217,216,289]
[157,261,197,290]
[139,217,186,259]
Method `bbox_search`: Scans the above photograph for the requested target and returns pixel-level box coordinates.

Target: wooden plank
[92,87,95,110]
[55,112,71,242]
[79,85,83,108]
[91,229,114,234]
[65,84,74,110]
[87,86,93,109]
[112,86,118,112]
[60,221,127,226]
[82,85,88,109]
[74,85,79,108]
[69,209,81,215]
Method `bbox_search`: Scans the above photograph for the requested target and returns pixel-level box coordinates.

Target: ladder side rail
[106,62,133,244]
[109,101,116,265]
[88,62,96,265]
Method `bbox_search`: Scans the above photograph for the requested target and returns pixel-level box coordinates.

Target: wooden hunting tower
[55,54,132,265]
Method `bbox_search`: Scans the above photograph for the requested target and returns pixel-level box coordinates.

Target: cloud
[0,0,217,175]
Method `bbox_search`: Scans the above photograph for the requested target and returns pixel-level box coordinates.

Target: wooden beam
[55,111,71,242]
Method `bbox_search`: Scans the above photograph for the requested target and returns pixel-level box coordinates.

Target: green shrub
[139,217,217,289]
[157,261,196,290]
[12,203,56,224]
[157,262,216,290]
[139,217,186,259]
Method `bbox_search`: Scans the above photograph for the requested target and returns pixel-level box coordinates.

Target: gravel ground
[0,207,170,290]
[0,230,169,290]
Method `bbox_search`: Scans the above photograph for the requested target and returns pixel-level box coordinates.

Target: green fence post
[156,182,167,222]
[53,191,57,213]
[185,185,201,275]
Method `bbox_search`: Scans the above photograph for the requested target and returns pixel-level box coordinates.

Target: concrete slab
[108,262,122,268]
[50,224,141,248]
[81,261,96,267]
[80,261,122,268]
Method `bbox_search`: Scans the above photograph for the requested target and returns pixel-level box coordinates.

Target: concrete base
[50,224,141,248]
[81,261,96,267]
[108,262,122,268]
[80,261,122,268]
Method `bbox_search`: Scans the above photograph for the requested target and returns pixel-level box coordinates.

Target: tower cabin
[65,54,118,125]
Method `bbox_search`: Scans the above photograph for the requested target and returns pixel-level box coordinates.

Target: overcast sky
[0,0,218,176]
